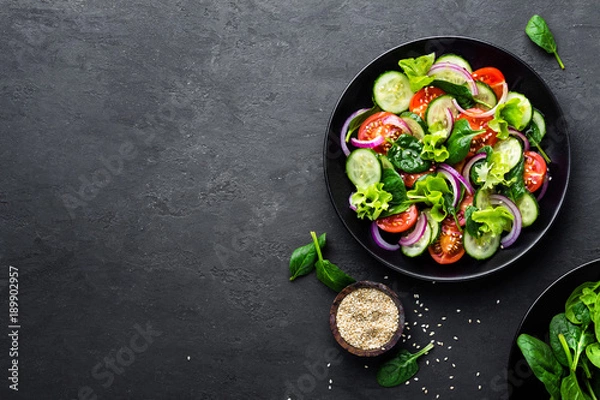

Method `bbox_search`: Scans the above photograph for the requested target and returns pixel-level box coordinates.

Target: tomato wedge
[457,110,498,157]
[472,67,505,101]
[409,86,446,119]
[357,112,406,154]
[428,217,465,264]
[523,150,547,192]
[400,164,436,188]
[376,204,419,233]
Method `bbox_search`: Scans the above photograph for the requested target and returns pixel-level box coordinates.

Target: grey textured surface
[0,0,599,399]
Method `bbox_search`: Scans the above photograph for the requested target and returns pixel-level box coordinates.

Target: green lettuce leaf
[406,173,452,222]
[470,206,514,236]
[420,131,449,163]
[473,148,516,190]
[398,53,436,92]
[350,182,393,221]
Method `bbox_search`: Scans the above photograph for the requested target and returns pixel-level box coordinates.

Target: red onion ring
[445,107,455,134]
[489,194,522,248]
[451,82,509,118]
[437,169,461,208]
[508,128,530,152]
[370,222,400,251]
[398,212,428,246]
[340,108,370,157]
[349,192,357,211]
[462,153,487,187]
[350,135,385,149]
[428,62,478,95]
[439,163,474,195]
[536,172,550,201]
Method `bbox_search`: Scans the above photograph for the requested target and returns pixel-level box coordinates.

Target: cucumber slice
[474,81,497,109]
[422,209,440,244]
[505,92,533,130]
[425,94,458,139]
[463,231,501,260]
[373,71,413,114]
[474,188,493,209]
[400,111,427,140]
[345,149,381,189]
[516,191,539,227]
[434,54,473,73]
[493,137,523,171]
[401,220,432,257]
[531,109,546,140]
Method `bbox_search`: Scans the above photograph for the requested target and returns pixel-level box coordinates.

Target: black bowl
[507,259,600,398]
[323,36,570,282]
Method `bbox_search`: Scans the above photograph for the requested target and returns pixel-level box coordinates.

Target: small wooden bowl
[329,280,405,357]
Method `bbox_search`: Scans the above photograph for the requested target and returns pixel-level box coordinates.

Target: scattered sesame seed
[384,275,388,280]
[329,379,333,384]
[418,313,423,318]
[413,321,417,326]
[456,309,461,313]
[448,346,452,350]
[424,388,428,394]
[405,380,410,385]
[476,372,480,377]
[478,385,482,390]
[452,363,456,368]
[424,307,429,311]
[444,357,448,361]
[450,386,455,390]
[187,356,191,361]
[436,395,440,399]
[426,360,430,365]
[414,377,419,381]
[436,358,440,363]
[416,300,420,305]
[407,334,412,339]
[429,331,435,336]
[437,341,443,346]
[328,385,332,390]
[414,294,420,299]
[453,336,459,341]
[468,319,472,323]
[449,375,454,379]
[437,323,442,327]
[441,316,447,321]
[476,319,481,324]
[327,363,331,368]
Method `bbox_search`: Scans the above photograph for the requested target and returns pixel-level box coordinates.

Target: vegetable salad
[341,52,550,264]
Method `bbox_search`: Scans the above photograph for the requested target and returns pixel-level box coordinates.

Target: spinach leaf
[289,233,326,281]
[524,121,552,163]
[431,80,475,109]
[517,333,563,399]
[502,157,527,202]
[379,156,410,217]
[566,282,600,325]
[311,231,355,292]
[464,205,481,237]
[586,342,600,369]
[560,371,588,400]
[525,14,565,70]
[388,134,432,173]
[398,53,436,92]
[551,313,595,370]
[445,119,485,165]
[376,342,434,387]
[345,104,381,142]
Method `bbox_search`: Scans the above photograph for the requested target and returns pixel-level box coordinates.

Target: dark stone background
[0,1,598,399]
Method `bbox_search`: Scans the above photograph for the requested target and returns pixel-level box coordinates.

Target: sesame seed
[477,319,481,324]
[424,388,428,394]
[453,336,459,341]
[418,313,423,317]
[383,275,388,280]
[448,346,452,350]
[187,356,191,361]
[437,323,442,327]
[449,375,454,379]
[437,341,443,346]
[450,386,455,390]
[456,309,461,313]
[329,379,333,384]
[424,307,429,311]
[496,299,500,304]
[414,377,419,381]
[429,331,435,336]
[478,385,482,390]
[476,372,480,377]
[414,294,420,299]
[436,358,440,363]
[328,385,332,390]
[468,319,472,323]
[441,316,447,321]
[444,357,448,361]
[327,363,331,368]
[426,360,430,365]
[436,395,440,399]
[405,380,410,385]
[452,363,456,368]
[364,365,369,368]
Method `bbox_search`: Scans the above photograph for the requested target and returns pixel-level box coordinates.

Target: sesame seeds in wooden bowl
[329,281,405,357]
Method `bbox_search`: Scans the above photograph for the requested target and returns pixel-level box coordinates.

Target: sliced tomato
[400,164,436,188]
[457,110,498,157]
[357,111,406,154]
[376,204,419,233]
[409,86,446,119]
[456,193,474,227]
[523,150,547,192]
[472,67,505,100]
[428,217,465,264]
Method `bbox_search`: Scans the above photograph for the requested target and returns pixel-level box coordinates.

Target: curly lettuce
[350,182,393,221]
[398,53,436,92]
[421,131,450,163]
[406,173,452,222]
[473,149,516,190]
[468,205,514,237]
